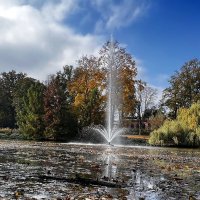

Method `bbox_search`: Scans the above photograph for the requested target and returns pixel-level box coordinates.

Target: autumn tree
[143,102,167,131]
[69,56,106,128]
[44,66,78,141]
[148,111,166,131]
[99,40,137,124]
[163,59,200,118]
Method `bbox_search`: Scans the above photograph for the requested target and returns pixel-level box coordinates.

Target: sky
[0,0,200,95]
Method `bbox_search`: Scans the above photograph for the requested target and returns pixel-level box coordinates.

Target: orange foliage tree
[69,41,139,129]
[69,56,106,128]
[99,41,138,121]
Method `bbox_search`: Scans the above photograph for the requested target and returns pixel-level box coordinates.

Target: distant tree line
[0,41,159,141]
[3,41,200,142]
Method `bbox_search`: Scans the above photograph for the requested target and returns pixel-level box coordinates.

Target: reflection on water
[103,154,117,179]
[0,140,199,199]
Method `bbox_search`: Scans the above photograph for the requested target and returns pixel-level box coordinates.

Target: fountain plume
[89,36,126,144]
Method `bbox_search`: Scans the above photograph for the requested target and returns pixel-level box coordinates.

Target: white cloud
[0,0,103,81]
[41,0,79,22]
[106,1,146,30]
[93,0,150,32]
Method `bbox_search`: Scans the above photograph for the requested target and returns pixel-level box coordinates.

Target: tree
[17,82,45,140]
[143,101,167,130]
[141,86,158,117]
[135,80,145,134]
[148,111,166,131]
[0,71,26,128]
[44,66,78,141]
[136,81,158,119]
[99,40,137,123]
[13,77,38,117]
[69,56,106,128]
[163,59,200,118]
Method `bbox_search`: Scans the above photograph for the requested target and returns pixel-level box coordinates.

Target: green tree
[17,82,45,140]
[13,77,38,117]
[163,59,200,118]
[0,71,26,128]
[44,66,78,141]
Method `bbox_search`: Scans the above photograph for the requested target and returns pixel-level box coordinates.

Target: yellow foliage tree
[177,108,198,131]
[69,56,106,127]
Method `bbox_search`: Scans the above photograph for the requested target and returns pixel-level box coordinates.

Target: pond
[0,140,199,199]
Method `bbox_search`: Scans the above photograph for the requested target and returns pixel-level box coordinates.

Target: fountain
[92,125,127,144]
[91,36,127,144]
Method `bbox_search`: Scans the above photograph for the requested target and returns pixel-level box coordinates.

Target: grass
[121,135,149,140]
[0,128,12,134]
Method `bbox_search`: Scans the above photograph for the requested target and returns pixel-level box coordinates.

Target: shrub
[149,102,200,147]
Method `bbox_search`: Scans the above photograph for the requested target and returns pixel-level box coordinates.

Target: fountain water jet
[92,125,127,144]
[91,36,127,144]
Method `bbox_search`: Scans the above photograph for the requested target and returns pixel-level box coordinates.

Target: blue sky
[0,0,200,93]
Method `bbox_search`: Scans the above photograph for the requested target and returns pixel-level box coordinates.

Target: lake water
[0,140,199,199]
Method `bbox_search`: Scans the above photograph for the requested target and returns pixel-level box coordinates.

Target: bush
[149,102,200,147]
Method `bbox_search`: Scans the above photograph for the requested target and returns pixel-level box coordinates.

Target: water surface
[0,140,199,199]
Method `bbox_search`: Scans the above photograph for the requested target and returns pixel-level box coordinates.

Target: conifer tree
[17,82,45,140]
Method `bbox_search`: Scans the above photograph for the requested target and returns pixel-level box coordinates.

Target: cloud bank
[0,0,103,80]
[0,0,150,81]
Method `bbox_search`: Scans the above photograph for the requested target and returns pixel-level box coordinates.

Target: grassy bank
[0,128,23,140]
[119,135,149,145]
